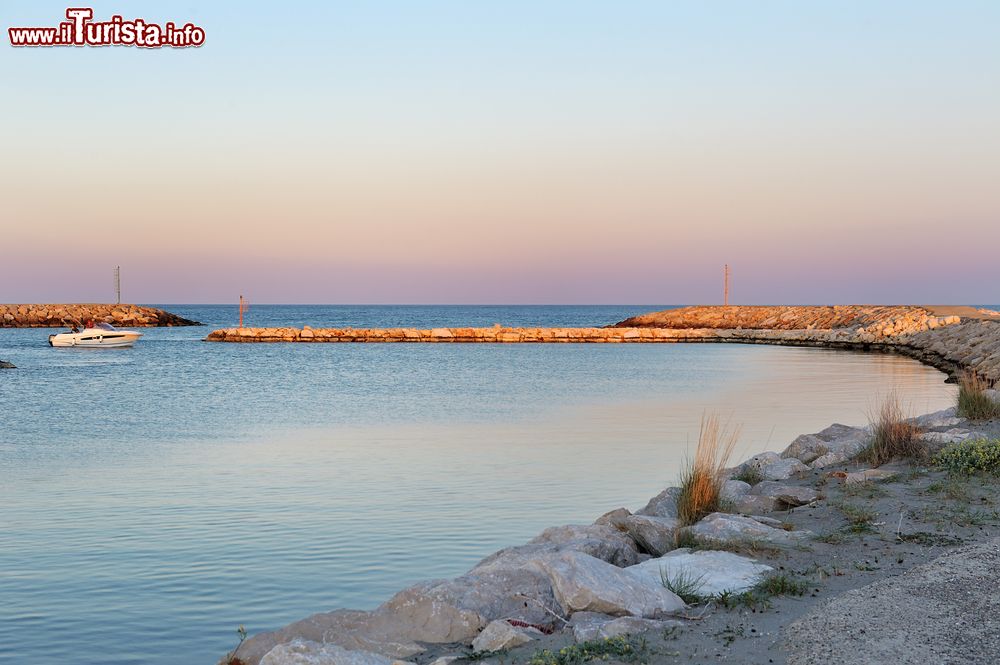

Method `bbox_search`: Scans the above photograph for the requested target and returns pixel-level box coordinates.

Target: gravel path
[785,537,1000,664]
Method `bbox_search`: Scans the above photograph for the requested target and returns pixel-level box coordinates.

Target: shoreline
[227,306,1000,665]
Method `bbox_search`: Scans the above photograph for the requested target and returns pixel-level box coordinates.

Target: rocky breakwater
[0,304,200,327]
[204,326,730,343]
[615,305,1000,384]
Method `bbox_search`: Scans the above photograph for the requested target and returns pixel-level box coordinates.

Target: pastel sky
[2,1,998,304]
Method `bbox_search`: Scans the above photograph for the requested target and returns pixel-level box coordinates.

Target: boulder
[781,424,869,466]
[920,429,979,445]
[843,468,898,485]
[569,612,683,643]
[471,620,542,653]
[528,551,686,618]
[733,495,782,514]
[593,508,631,529]
[908,407,963,429]
[474,523,641,571]
[0,360,15,369]
[735,452,809,481]
[622,514,680,556]
[635,487,681,518]
[750,481,819,507]
[379,566,561,642]
[678,513,813,549]
[259,640,412,665]
[627,548,773,596]
[720,480,751,503]
[235,610,425,665]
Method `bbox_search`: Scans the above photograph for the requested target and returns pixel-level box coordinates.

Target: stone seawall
[0,304,200,327]
[204,305,1000,384]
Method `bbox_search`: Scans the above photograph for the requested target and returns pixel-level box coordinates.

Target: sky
[1,1,998,304]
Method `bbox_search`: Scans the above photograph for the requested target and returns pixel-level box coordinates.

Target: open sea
[0,305,964,664]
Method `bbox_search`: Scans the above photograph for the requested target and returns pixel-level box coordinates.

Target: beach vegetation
[935,438,1000,476]
[676,415,741,526]
[526,636,648,665]
[834,502,878,534]
[659,567,707,604]
[956,372,1000,421]
[860,393,925,466]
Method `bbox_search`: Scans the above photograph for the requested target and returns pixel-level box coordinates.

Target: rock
[622,514,680,556]
[427,658,460,665]
[781,424,869,465]
[678,513,813,549]
[627,548,773,596]
[733,495,782,514]
[593,508,631,529]
[475,523,642,571]
[379,565,562,642]
[635,487,681,518]
[750,481,819,507]
[471,620,542,653]
[909,407,962,429]
[235,610,426,665]
[843,468,898,484]
[920,429,978,445]
[720,480,751,503]
[0,360,15,369]
[736,452,809,481]
[528,551,686,618]
[569,612,683,642]
[259,640,412,665]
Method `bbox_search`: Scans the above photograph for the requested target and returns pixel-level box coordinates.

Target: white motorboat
[48,322,143,348]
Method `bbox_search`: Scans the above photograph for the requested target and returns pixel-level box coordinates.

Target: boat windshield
[96,322,116,331]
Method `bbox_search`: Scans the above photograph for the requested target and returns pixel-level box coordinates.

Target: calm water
[0,305,958,664]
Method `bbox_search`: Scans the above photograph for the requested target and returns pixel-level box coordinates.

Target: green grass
[842,482,889,500]
[935,439,1000,476]
[526,636,647,665]
[957,372,1000,421]
[714,573,808,610]
[834,502,878,534]
[659,568,707,605]
[925,476,971,501]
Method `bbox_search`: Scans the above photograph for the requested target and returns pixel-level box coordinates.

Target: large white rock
[529,551,686,618]
[471,620,542,653]
[679,513,813,549]
[623,514,680,556]
[569,612,683,643]
[919,429,979,445]
[260,640,412,665]
[626,549,772,597]
[737,452,809,481]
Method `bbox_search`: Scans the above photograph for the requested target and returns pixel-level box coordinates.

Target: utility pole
[114,266,121,304]
[724,264,730,306]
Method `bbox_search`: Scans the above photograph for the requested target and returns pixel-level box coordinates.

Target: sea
[0,305,965,664]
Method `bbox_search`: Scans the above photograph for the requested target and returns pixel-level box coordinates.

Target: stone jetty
[205,305,1000,383]
[0,304,200,327]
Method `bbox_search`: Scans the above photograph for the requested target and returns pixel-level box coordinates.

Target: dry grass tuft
[861,392,925,466]
[676,414,741,526]
[957,372,1000,421]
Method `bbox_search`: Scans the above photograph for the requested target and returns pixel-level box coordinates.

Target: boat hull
[48,330,143,348]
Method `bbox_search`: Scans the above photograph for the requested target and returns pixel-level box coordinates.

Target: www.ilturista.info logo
[8,8,205,48]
